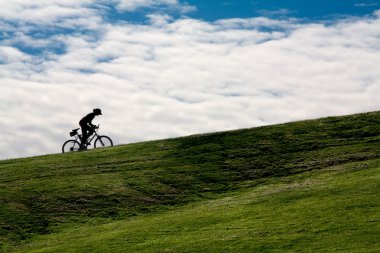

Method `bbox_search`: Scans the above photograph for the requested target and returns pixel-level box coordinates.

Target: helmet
[93,108,102,115]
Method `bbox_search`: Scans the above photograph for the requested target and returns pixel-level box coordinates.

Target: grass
[0,111,379,252]
[9,159,380,252]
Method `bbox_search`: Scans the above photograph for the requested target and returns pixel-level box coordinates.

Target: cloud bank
[0,2,379,159]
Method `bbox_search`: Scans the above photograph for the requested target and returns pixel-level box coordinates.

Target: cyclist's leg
[80,123,90,148]
[88,126,94,136]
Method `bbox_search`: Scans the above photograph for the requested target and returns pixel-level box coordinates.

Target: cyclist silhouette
[79,108,102,149]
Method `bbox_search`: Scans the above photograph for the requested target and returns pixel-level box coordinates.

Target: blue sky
[107,0,379,22]
[185,0,379,20]
[0,0,379,159]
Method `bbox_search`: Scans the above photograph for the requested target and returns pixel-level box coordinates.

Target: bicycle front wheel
[94,135,113,148]
[62,140,81,153]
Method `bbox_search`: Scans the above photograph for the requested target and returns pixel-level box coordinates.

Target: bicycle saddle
[72,128,80,132]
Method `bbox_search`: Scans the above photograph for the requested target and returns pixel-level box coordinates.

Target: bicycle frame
[63,124,113,153]
[75,125,100,147]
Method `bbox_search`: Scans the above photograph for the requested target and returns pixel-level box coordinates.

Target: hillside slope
[12,159,380,252]
[0,111,380,251]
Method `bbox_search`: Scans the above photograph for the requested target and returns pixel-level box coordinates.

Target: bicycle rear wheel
[94,135,113,148]
[62,140,81,153]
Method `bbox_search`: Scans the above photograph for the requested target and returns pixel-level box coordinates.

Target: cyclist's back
[80,112,96,125]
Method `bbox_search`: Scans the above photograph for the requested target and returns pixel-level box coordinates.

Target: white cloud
[114,0,177,11]
[355,3,378,8]
[112,0,196,13]
[0,3,380,159]
[0,0,195,26]
[0,1,94,23]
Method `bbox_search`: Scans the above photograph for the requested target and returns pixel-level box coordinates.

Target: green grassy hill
[1,111,379,252]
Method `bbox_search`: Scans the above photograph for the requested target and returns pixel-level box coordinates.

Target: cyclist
[79,108,102,149]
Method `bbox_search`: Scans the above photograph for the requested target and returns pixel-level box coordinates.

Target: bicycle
[62,125,113,153]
